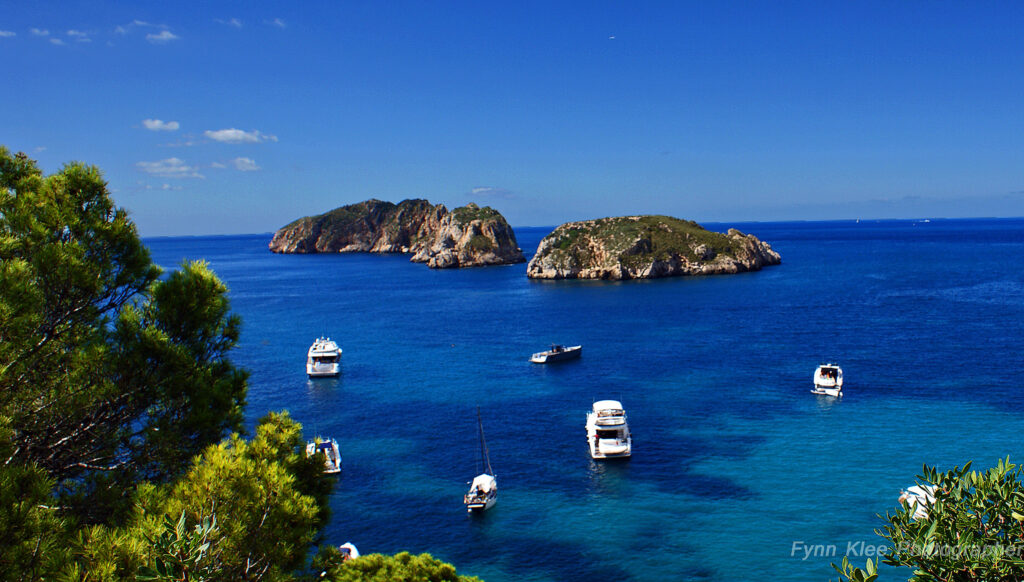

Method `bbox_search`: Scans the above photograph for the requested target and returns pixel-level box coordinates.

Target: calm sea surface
[146,218,1024,581]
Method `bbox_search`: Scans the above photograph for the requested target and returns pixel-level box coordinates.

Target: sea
[145,218,1024,582]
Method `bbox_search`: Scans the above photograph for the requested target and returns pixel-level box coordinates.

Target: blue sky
[4,1,1024,236]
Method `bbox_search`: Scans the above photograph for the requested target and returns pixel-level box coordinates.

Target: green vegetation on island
[526,214,781,280]
[0,147,479,581]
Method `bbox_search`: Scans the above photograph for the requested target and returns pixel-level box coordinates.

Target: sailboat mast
[477,406,493,476]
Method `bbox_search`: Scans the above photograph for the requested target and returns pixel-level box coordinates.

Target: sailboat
[463,407,497,513]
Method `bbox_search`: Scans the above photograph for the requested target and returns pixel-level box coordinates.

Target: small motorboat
[530,344,582,364]
[898,484,937,520]
[306,438,342,474]
[811,363,843,397]
[464,407,497,512]
[585,400,632,459]
[307,337,342,377]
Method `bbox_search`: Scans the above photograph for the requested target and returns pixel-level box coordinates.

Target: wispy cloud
[49,38,65,46]
[116,20,154,34]
[134,181,184,192]
[33,146,46,153]
[231,157,260,171]
[469,186,516,200]
[146,30,179,44]
[204,128,278,144]
[267,18,286,28]
[0,31,15,38]
[142,118,180,131]
[215,18,243,28]
[136,158,204,179]
[66,29,92,42]
[30,28,49,36]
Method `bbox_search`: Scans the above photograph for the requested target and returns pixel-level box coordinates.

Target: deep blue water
[146,218,1024,581]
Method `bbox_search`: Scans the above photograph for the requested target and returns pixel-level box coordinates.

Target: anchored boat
[307,337,342,377]
[899,484,937,520]
[530,344,582,364]
[306,438,342,474]
[586,400,632,459]
[811,363,843,397]
[464,407,497,512]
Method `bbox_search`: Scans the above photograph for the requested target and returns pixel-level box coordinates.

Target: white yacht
[586,400,632,459]
[464,408,497,512]
[306,438,342,474]
[530,344,582,364]
[811,363,843,397]
[899,485,937,520]
[307,337,342,377]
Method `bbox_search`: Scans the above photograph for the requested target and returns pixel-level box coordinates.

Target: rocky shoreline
[268,199,525,268]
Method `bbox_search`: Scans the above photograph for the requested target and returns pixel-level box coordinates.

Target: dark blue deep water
[146,218,1024,581]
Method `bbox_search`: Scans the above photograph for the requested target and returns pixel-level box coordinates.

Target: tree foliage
[0,148,477,582]
[64,412,324,582]
[834,458,1024,582]
[312,551,483,582]
[0,146,247,520]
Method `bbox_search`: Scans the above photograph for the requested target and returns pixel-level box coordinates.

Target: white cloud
[267,18,286,28]
[135,181,184,192]
[146,30,179,44]
[49,38,65,46]
[210,161,227,169]
[67,29,88,37]
[30,28,49,36]
[142,118,180,131]
[204,128,278,144]
[470,186,515,199]
[136,158,204,179]
[0,31,15,37]
[231,157,260,171]
[216,18,243,28]
[33,146,46,153]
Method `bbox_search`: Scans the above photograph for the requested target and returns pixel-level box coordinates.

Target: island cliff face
[526,215,781,280]
[268,199,525,268]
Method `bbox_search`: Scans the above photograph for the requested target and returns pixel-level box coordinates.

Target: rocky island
[526,215,781,280]
[268,199,525,268]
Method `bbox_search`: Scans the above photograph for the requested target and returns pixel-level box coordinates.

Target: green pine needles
[0,147,479,581]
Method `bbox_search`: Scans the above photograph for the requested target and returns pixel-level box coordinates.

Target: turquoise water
[147,219,1024,581]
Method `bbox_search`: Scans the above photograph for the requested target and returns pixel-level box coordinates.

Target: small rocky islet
[270,201,781,279]
[268,199,526,268]
[526,215,781,280]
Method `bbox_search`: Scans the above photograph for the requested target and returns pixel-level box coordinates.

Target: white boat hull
[464,473,497,512]
[307,362,341,377]
[530,345,582,364]
[585,401,632,459]
[465,495,497,512]
[307,337,342,377]
[306,439,343,474]
[812,364,843,397]
[589,442,632,459]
